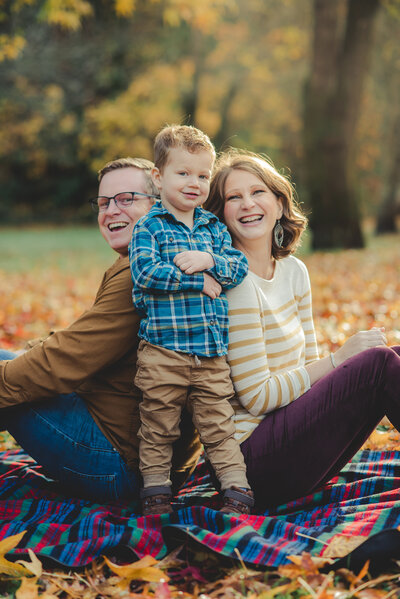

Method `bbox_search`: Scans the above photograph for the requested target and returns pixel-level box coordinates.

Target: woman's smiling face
[223,169,283,249]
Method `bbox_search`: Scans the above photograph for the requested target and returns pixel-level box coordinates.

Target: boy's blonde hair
[207,149,307,260]
[154,125,216,172]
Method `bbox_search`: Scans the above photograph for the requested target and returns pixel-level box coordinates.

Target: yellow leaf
[0,531,33,577]
[16,549,43,578]
[15,576,39,599]
[323,534,366,559]
[104,554,169,583]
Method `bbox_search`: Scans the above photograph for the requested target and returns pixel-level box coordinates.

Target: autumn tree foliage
[0,0,398,240]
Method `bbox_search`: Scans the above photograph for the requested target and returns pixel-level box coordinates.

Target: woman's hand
[202,273,222,299]
[174,251,214,274]
[334,328,387,366]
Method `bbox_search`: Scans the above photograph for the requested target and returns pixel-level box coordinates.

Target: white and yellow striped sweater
[227,255,319,442]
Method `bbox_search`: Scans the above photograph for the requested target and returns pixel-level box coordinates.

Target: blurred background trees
[0,0,399,247]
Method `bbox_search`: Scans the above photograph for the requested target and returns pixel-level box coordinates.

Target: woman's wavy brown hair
[206,149,307,260]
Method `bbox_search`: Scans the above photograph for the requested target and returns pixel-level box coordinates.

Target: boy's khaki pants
[135,341,249,491]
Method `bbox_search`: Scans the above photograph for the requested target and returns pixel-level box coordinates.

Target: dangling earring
[274,219,284,247]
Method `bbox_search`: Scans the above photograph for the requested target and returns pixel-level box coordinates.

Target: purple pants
[240,346,400,511]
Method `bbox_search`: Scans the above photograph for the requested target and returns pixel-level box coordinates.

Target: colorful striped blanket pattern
[1,449,400,567]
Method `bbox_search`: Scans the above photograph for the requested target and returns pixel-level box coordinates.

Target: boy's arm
[204,223,248,289]
[129,223,205,294]
[173,227,248,289]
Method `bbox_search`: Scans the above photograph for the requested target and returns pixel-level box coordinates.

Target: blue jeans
[0,350,139,503]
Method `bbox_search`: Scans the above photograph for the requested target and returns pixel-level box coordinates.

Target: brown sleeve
[0,260,139,407]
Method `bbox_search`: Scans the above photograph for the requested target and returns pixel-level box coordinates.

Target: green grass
[0,224,397,274]
[0,225,115,272]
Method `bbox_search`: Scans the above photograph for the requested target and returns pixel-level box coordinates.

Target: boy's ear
[151,167,162,190]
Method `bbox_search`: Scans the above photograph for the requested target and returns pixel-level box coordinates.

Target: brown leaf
[323,534,366,558]
[288,554,332,569]
[287,552,322,573]
[357,590,388,599]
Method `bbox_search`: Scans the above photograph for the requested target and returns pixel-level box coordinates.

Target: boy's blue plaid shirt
[129,202,248,357]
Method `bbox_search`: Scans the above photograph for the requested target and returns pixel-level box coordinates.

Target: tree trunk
[181,28,205,126]
[213,79,241,151]
[304,0,380,249]
[376,114,400,234]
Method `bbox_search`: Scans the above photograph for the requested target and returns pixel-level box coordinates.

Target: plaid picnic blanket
[1,448,400,568]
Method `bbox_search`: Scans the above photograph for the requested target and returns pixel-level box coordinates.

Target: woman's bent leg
[1,395,139,503]
[241,346,400,511]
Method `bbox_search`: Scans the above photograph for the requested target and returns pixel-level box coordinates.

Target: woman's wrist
[330,352,337,369]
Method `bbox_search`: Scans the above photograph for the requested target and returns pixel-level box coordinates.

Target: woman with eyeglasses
[0,157,201,502]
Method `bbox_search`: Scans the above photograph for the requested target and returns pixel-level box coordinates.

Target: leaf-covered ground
[0,228,400,597]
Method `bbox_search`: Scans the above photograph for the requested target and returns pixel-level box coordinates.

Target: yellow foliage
[12,0,37,10]
[266,26,308,62]
[44,84,65,115]
[115,0,136,17]
[79,63,184,170]
[163,0,234,32]
[0,34,26,61]
[41,0,93,30]
[59,113,77,134]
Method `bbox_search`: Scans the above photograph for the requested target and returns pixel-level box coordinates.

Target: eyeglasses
[89,191,159,213]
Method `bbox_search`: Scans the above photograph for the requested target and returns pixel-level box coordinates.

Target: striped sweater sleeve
[227,261,314,417]
[297,269,319,365]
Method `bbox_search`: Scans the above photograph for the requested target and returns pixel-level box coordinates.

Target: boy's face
[152,147,213,220]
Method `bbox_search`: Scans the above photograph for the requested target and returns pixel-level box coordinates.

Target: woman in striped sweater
[207,149,400,512]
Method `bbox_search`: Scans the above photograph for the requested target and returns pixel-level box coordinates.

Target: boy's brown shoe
[220,486,254,515]
[140,486,173,516]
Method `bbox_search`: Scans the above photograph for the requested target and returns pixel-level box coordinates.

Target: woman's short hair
[207,149,307,260]
[97,157,158,196]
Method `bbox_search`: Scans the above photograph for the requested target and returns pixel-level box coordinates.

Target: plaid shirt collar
[149,201,217,229]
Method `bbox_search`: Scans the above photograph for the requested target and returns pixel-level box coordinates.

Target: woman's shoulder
[226,273,260,308]
[279,254,308,274]
[278,255,310,296]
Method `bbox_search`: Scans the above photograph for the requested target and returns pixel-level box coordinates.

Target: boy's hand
[174,251,215,274]
[202,273,221,299]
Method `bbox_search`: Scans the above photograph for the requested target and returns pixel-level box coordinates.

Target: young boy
[129,125,254,516]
